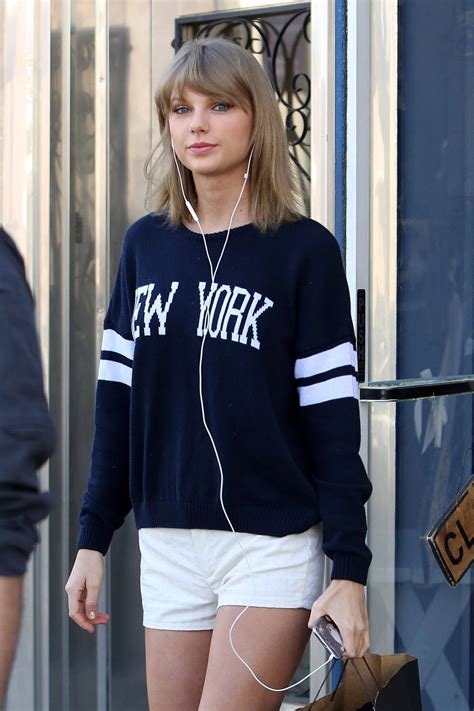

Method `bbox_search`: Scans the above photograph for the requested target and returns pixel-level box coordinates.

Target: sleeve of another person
[0,229,55,577]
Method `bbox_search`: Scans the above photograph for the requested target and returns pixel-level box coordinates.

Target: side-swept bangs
[144,37,303,233]
[157,49,253,125]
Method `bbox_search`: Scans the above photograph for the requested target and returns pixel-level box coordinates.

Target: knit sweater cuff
[330,553,369,586]
[76,523,112,557]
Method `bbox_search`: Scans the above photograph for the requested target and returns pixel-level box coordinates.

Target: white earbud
[186,202,199,223]
[244,144,254,180]
[171,137,200,222]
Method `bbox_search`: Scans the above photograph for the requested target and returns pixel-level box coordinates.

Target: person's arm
[66,230,135,635]
[76,231,135,556]
[0,576,23,707]
[0,229,55,704]
[293,225,372,657]
[294,225,372,584]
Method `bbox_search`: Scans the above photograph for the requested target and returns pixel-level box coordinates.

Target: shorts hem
[143,619,215,631]
[217,597,313,610]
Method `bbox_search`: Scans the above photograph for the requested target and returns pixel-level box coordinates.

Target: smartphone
[312,615,345,659]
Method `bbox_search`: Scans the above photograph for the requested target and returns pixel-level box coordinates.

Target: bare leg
[0,576,23,710]
[144,627,213,711]
[198,606,312,711]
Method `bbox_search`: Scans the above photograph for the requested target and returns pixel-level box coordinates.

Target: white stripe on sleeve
[297,374,359,406]
[294,341,357,380]
[102,329,135,360]
[98,359,132,387]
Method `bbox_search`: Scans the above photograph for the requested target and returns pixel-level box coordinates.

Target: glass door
[365,2,473,709]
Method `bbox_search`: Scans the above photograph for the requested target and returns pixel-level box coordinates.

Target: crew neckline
[177,221,258,240]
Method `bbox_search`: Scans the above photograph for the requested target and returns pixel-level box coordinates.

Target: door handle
[359,375,474,402]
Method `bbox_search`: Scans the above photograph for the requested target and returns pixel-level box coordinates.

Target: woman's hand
[308,579,370,658]
[65,549,110,634]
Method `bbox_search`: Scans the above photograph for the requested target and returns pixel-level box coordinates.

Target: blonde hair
[144,37,304,233]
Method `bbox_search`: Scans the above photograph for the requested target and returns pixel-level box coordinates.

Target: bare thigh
[198,606,312,711]
[144,627,213,711]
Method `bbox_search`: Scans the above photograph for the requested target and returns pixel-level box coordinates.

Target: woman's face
[168,85,253,180]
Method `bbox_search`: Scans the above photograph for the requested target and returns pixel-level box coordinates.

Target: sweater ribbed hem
[330,552,370,586]
[77,505,371,585]
[133,500,320,537]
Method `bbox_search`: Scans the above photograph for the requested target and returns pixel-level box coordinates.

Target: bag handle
[311,656,382,709]
[329,658,349,701]
[348,659,377,708]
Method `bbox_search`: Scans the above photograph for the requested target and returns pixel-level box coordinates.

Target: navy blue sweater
[77,213,372,585]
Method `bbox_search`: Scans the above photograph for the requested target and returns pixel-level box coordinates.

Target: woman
[65,37,372,711]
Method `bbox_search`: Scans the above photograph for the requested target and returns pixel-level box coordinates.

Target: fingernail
[88,611,96,619]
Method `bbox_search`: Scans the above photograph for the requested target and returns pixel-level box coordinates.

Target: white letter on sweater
[143,282,179,336]
[221,287,251,342]
[132,285,149,339]
[197,282,218,336]
[239,292,274,350]
[208,285,233,337]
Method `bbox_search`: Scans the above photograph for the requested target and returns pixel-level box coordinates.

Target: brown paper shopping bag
[296,653,422,711]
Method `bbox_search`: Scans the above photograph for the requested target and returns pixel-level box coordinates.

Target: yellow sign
[427,476,473,587]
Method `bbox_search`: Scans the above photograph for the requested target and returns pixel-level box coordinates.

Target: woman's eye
[172,103,232,114]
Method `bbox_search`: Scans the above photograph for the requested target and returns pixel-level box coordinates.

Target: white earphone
[170,136,334,693]
[171,138,201,222]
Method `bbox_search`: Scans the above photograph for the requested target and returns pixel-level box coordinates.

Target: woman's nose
[189,109,208,133]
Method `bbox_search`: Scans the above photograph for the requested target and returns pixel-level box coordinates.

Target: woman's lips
[188,144,216,154]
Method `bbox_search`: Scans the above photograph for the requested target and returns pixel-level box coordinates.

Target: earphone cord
[172,142,335,692]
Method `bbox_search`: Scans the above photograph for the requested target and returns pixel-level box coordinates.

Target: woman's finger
[66,583,109,633]
[71,603,109,633]
[362,627,371,657]
[340,616,368,658]
[68,590,96,633]
[339,624,357,658]
[355,619,369,657]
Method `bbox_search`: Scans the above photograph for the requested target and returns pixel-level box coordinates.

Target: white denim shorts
[138,524,325,630]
